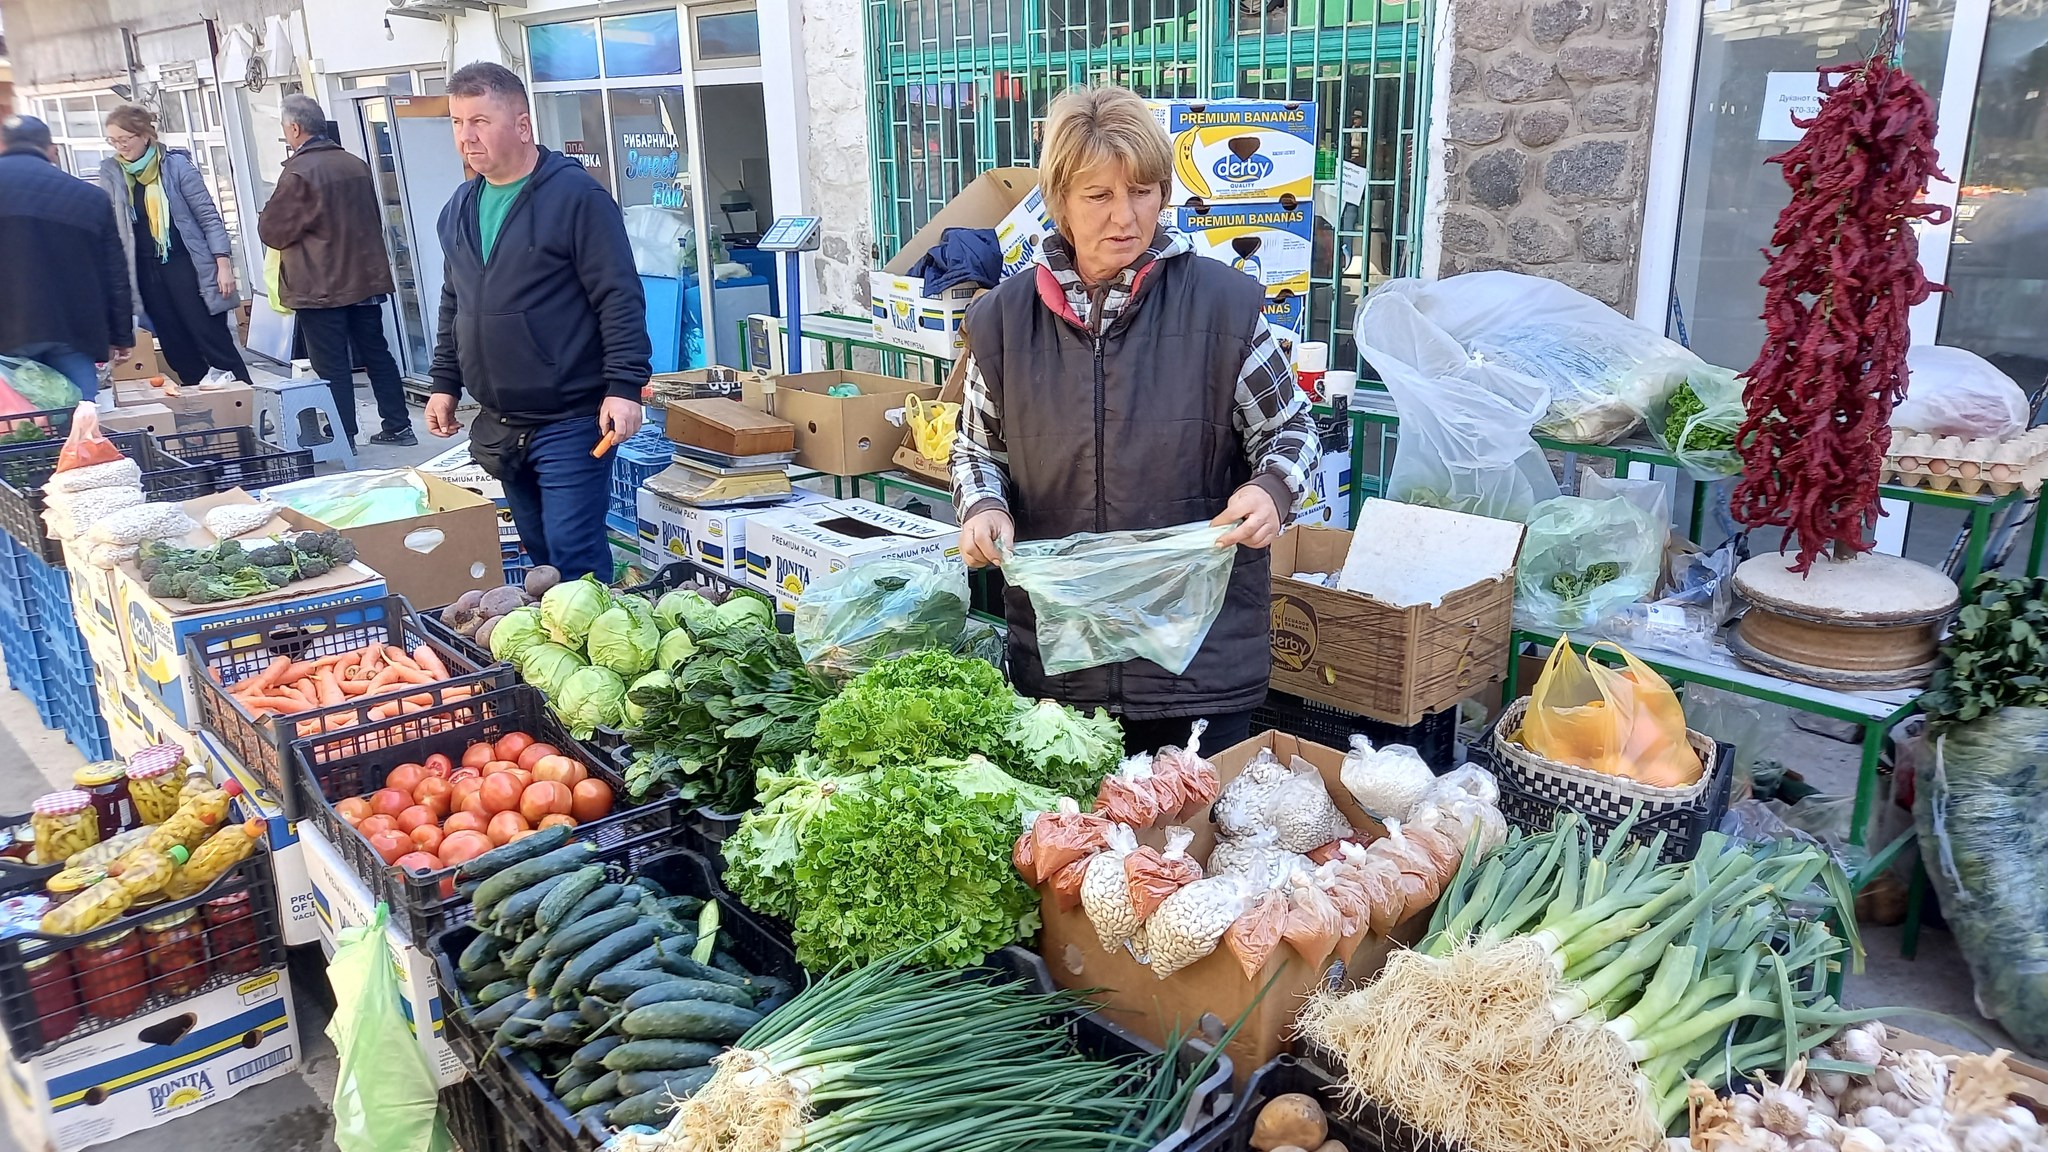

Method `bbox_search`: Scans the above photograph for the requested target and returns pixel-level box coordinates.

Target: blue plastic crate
[53,691,111,761]
[608,431,675,524]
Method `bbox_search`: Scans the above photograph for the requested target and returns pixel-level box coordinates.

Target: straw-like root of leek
[1298,937,1662,1152]
[663,1048,805,1152]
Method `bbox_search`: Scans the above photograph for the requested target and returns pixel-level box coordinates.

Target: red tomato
[483,760,520,777]
[570,779,614,823]
[385,763,426,795]
[538,814,577,831]
[370,788,413,818]
[516,744,560,773]
[503,768,534,791]
[486,811,530,846]
[423,753,455,778]
[494,732,535,762]
[336,796,373,825]
[461,743,495,769]
[457,789,488,817]
[410,824,445,854]
[450,776,482,808]
[367,829,411,865]
[479,773,524,815]
[396,805,437,833]
[531,755,588,788]
[414,776,452,807]
[519,781,573,825]
[438,830,493,866]
[357,814,399,838]
[443,811,489,837]
[418,793,451,820]
[449,765,481,783]
[395,851,443,874]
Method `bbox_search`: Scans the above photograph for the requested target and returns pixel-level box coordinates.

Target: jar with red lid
[72,763,136,837]
[201,891,261,976]
[30,792,98,866]
[76,930,147,1021]
[22,944,79,1047]
[125,752,184,827]
[142,910,207,998]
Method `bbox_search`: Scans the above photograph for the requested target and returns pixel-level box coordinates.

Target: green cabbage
[556,665,627,739]
[586,602,659,677]
[518,642,586,699]
[715,594,775,632]
[540,575,612,648]
[655,588,718,635]
[657,628,697,674]
[622,669,673,727]
[488,605,546,663]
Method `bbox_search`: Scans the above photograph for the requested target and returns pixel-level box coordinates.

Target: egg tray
[1882,427,2048,496]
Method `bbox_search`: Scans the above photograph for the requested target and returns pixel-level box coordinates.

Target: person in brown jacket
[257,94,416,446]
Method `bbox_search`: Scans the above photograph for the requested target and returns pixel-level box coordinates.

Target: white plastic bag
[1514,495,1665,632]
[1894,345,2031,439]
[1002,522,1235,676]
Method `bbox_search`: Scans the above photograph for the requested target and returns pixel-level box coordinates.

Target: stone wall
[1437,0,1660,307]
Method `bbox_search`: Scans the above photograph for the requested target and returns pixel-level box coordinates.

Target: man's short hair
[1,115,54,152]
[281,94,328,138]
[448,62,529,110]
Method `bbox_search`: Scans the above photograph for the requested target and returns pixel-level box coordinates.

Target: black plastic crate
[0,849,288,1059]
[429,844,801,1152]
[620,559,792,633]
[0,406,77,444]
[0,430,213,564]
[288,683,677,944]
[157,426,315,493]
[1191,1053,1460,1152]
[1253,691,1460,769]
[186,595,513,820]
[605,742,743,857]
[441,1077,524,1152]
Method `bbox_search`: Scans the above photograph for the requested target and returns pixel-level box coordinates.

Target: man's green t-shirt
[478,174,530,262]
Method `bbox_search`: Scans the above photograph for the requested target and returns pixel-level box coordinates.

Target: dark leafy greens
[1920,573,2048,731]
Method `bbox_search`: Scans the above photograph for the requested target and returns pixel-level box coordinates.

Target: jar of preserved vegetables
[142,910,207,998]
[201,891,260,976]
[31,793,97,866]
[72,762,135,836]
[77,930,146,1021]
[22,944,80,1046]
[125,749,184,827]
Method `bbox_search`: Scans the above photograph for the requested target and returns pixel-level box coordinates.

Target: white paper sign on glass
[1758,71,1824,141]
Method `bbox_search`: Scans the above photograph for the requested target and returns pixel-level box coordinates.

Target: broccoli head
[295,554,333,578]
[138,556,162,580]
[328,538,357,564]
[148,571,187,599]
[212,540,246,563]
[259,565,295,588]
[193,562,221,581]
[247,543,292,568]
[185,580,225,605]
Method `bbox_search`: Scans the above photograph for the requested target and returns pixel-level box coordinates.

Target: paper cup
[1296,340,1329,373]
[1325,370,1359,401]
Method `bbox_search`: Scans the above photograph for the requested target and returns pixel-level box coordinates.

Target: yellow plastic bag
[906,395,961,464]
[1520,636,1701,788]
[262,247,293,314]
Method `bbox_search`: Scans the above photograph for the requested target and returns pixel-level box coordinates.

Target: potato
[1252,1094,1328,1152]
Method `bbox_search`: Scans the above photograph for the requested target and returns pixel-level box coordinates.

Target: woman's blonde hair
[104,103,157,142]
[1039,86,1171,225]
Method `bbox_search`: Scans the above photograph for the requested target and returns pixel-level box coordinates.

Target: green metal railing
[863,0,1432,359]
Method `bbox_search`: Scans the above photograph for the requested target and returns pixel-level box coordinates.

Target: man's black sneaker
[370,428,417,446]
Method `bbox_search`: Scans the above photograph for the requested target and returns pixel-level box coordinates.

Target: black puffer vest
[965,249,1271,720]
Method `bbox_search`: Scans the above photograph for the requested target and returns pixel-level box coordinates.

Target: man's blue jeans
[3,344,99,401]
[499,415,616,582]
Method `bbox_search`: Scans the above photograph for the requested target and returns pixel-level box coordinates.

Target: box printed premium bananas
[1172,201,1314,298]
[1150,100,1317,205]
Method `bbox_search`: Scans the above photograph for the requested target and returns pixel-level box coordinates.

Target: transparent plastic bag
[1081,825,1145,951]
[1125,826,1203,920]
[1522,638,1700,788]
[1474,321,1689,446]
[1147,872,1256,977]
[1095,754,1165,828]
[0,356,82,413]
[1914,710,2048,1054]
[1150,720,1220,817]
[1515,495,1665,632]
[328,906,451,1152]
[264,469,431,528]
[1895,345,2031,439]
[55,402,122,472]
[1642,359,1748,479]
[1354,277,1560,520]
[1341,735,1436,823]
[1213,749,1293,839]
[794,558,969,679]
[1271,756,1353,853]
[1002,522,1236,676]
[1028,798,1111,883]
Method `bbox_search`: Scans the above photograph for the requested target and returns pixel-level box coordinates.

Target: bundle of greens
[1299,814,1898,1152]
[1662,380,1736,456]
[1001,698,1122,798]
[649,948,1235,1152]
[136,531,357,604]
[1545,561,1623,600]
[719,756,863,922]
[811,650,1016,771]
[1917,573,2048,731]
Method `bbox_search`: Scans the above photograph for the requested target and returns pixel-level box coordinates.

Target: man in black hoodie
[426,62,650,581]
[0,115,132,400]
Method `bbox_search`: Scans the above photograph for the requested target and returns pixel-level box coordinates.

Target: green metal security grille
[863,0,1432,360]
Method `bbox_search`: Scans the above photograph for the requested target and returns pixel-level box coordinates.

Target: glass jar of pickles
[45,867,106,906]
[142,910,207,998]
[31,792,98,865]
[125,747,185,827]
[72,762,136,836]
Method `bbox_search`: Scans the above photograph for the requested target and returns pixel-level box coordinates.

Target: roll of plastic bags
[1001,522,1236,676]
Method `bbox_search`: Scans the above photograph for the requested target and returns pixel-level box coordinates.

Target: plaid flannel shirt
[950,230,1321,524]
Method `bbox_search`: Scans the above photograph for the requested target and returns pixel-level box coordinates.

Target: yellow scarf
[121,144,172,263]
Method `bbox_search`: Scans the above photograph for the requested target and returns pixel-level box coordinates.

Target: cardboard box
[106,331,161,382]
[302,827,465,1087]
[663,398,795,457]
[1262,293,1306,336]
[196,729,319,946]
[274,472,502,612]
[745,498,961,610]
[0,969,300,1152]
[638,487,833,577]
[995,184,1056,279]
[891,354,969,486]
[93,662,199,763]
[771,372,940,476]
[1037,730,1422,1084]
[873,168,1041,357]
[648,368,771,412]
[112,379,253,431]
[1174,201,1314,298]
[1149,100,1318,204]
[97,403,177,436]
[1293,448,1353,529]
[1268,502,1523,725]
[417,440,504,504]
[61,545,126,672]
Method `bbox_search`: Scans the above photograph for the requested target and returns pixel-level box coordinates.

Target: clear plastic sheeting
[794,558,970,679]
[1001,522,1236,676]
[264,469,431,528]
[1513,495,1665,632]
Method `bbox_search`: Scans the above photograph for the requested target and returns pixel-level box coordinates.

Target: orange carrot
[248,656,292,694]
[367,701,400,722]
[412,646,450,681]
[314,670,345,707]
[384,645,414,669]
[337,678,373,696]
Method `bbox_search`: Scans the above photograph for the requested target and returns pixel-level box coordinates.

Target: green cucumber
[463,959,510,988]
[615,1065,716,1103]
[656,953,749,989]
[601,1039,721,1073]
[620,1000,760,1042]
[620,979,753,1012]
[473,842,598,916]
[493,871,576,929]
[536,866,606,932]
[571,1034,626,1070]
[457,930,505,973]
[541,1009,588,1043]
[528,952,570,998]
[470,991,531,1032]
[586,969,679,1001]
[573,1103,612,1134]
[556,882,625,929]
[608,1087,687,1127]
[540,904,642,959]
[561,1068,621,1112]
[578,995,613,1028]
[456,822,576,880]
[476,979,525,1006]
[494,996,551,1048]
[553,1064,596,1098]
[553,924,660,1000]
[507,928,550,969]
[710,950,747,977]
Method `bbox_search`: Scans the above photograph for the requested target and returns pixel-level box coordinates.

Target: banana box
[1150,100,1317,205]
[995,185,1055,278]
[1263,292,1307,336]
[1174,201,1314,298]
[745,498,960,612]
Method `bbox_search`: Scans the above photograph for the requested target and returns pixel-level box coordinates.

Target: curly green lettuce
[811,649,1016,771]
[1001,698,1123,799]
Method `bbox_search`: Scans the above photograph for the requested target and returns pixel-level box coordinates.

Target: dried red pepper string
[1733,57,1951,574]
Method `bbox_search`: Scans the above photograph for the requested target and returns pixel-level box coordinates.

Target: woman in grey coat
[100,103,249,385]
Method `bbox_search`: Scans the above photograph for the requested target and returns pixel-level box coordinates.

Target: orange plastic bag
[1280,873,1343,966]
[1094,755,1166,828]
[1520,636,1700,788]
[1224,888,1287,980]
[1030,799,1111,884]
[55,403,122,471]
[1049,855,1093,912]
[1124,826,1202,920]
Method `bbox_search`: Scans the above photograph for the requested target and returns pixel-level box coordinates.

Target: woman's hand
[215,257,237,300]
[960,508,1015,569]
[1213,484,1282,549]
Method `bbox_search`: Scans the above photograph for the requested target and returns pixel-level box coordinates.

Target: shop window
[530,20,602,83]
[693,9,761,65]
[608,88,691,211]
[534,91,612,188]
[603,11,684,77]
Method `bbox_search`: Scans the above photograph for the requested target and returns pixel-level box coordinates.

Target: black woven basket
[0,430,213,564]
[288,683,677,944]
[186,595,512,820]
[156,427,315,493]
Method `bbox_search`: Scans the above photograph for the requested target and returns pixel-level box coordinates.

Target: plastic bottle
[160,820,264,900]
[108,845,190,900]
[135,779,242,859]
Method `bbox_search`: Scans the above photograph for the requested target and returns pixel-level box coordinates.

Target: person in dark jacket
[424,62,650,582]
[0,115,132,399]
[100,103,250,387]
[259,94,415,447]
[950,86,1322,753]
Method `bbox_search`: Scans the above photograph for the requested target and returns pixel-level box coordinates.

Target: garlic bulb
[1792,1140,1835,1152]
[1951,1116,2025,1152]
[1731,1094,1764,1128]
[1839,1028,1886,1067]
[1838,1128,1886,1152]
[1815,1072,1852,1100]
[1762,1088,1814,1137]
[1861,1107,1905,1141]
[1808,1089,1840,1122]
[1883,1092,1920,1117]
[1892,1121,1958,1152]
[1840,1085,1884,1115]
[1803,1110,1840,1141]
[1888,1050,1952,1107]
